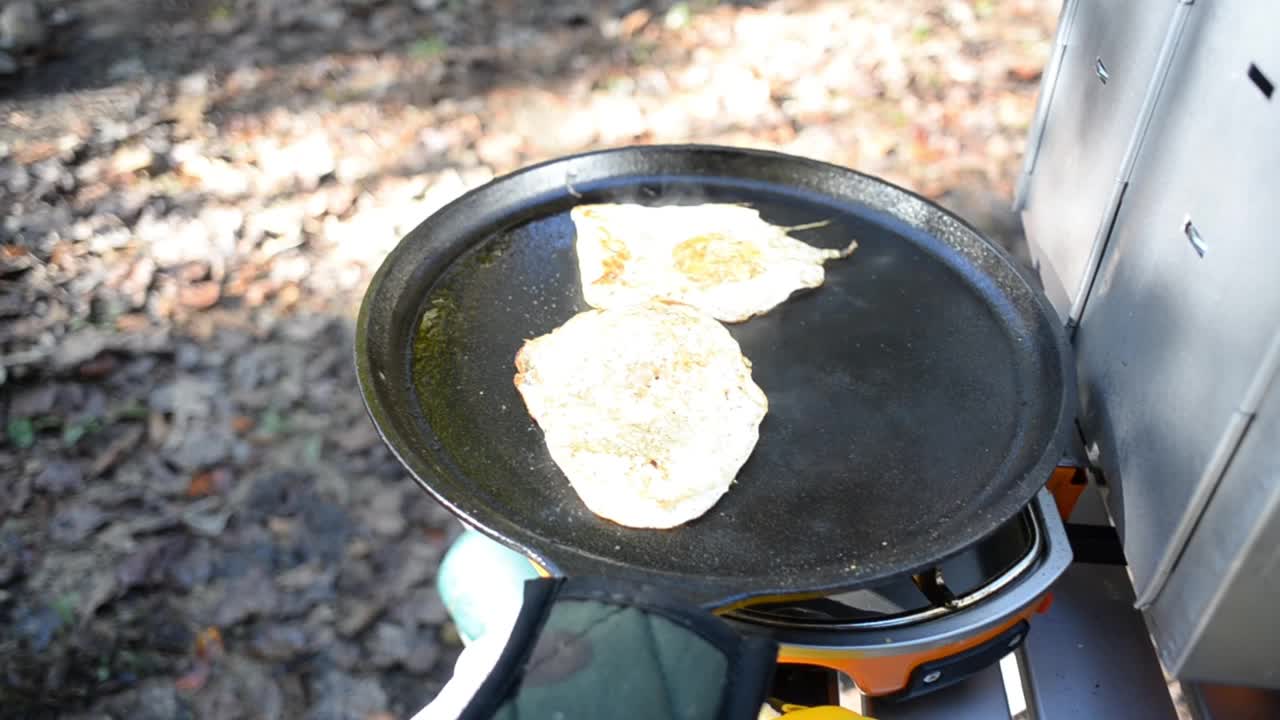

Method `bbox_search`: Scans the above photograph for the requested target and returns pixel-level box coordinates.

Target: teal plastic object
[436,530,540,644]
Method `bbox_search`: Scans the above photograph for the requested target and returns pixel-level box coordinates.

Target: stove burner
[728,508,1039,629]
[723,489,1071,700]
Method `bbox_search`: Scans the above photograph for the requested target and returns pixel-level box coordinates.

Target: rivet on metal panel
[1183,217,1207,257]
[1095,57,1109,84]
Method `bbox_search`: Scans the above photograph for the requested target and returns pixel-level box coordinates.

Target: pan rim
[354,144,1076,609]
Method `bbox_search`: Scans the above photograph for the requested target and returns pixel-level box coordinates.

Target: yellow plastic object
[778,705,872,719]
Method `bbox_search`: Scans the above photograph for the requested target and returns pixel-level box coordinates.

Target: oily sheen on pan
[513,301,768,529]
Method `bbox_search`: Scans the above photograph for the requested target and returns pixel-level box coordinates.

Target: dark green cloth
[460,578,777,720]
[494,602,729,719]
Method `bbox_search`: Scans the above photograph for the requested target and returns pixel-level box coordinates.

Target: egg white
[514,301,768,528]
[571,203,857,323]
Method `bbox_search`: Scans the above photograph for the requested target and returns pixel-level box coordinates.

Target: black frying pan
[355,145,1074,611]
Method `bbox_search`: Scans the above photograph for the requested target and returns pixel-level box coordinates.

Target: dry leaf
[175,660,211,692]
[186,467,233,497]
[179,281,222,310]
[195,626,224,659]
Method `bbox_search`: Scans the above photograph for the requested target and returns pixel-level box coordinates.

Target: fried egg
[571,203,857,323]
[514,301,768,529]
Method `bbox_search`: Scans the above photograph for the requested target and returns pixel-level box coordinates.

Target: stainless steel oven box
[1018,0,1280,686]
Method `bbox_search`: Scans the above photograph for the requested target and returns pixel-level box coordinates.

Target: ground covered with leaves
[1,0,1054,717]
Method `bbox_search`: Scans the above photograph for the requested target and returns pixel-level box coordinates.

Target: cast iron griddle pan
[355,146,1074,611]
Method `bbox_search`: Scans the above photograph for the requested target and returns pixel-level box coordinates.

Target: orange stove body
[775,594,1052,696]
[771,464,1081,696]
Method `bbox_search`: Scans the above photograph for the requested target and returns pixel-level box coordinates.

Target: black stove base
[879,620,1029,704]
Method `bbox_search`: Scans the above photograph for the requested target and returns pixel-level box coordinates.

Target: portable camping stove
[725,465,1082,703]
[513,465,1084,703]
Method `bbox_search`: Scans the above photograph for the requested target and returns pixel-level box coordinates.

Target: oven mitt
[451,576,780,720]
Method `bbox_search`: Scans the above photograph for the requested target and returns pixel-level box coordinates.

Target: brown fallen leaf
[230,415,255,434]
[619,8,652,38]
[178,281,221,310]
[196,626,224,659]
[172,93,209,139]
[77,353,118,379]
[186,471,214,497]
[74,182,112,210]
[186,467,233,497]
[1009,64,1042,82]
[176,261,211,283]
[222,268,256,298]
[116,313,151,333]
[48,242,77,271]
[275,282,301,308]
[13,141,59,164]
[243,279,274,307]
[175,660,211,692]
[185,313,217,342]
[118,257,156,307]
[0,246,32,273]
